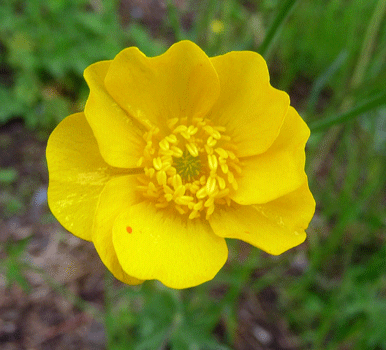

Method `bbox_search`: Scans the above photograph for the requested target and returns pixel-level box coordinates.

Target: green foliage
[0,0,126,129]
[278,0,379,91]
[1,237,32,293]
[104,276,231,350]
[3,0,386,349]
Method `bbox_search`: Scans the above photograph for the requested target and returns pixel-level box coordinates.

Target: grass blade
[310,91,386,132]
[258,0,299,58]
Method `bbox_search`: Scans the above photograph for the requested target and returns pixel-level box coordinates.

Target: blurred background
[1,0,386,349]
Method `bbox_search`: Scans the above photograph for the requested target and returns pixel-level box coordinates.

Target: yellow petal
[112,202,228,289]
[209,51,289,157]
[210,182,315,255]
[253,180,315,233]
[104,40,220,130]
[47,113,115,240]
[232,107,310,205]
[92,176,143,285]
[84,60,144,168]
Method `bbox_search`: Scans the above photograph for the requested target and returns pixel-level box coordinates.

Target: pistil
[173,150,201,182]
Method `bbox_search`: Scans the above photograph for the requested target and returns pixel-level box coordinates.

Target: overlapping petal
[104,40,220,130]
[231,107,310,205]
[112,202,228,289]
[47,113,117,240]
[210,182,314,255]
[209,51,289,157]
[47,41,315,289]
[92,176,143,285]
[84,61,144,168]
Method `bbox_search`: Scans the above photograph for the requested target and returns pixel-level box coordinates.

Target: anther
[186,143,198,157]
[156,170,167,186]
[215,148,228,159]
[173,125,188,134]
[206,176,217,195]
[208,154,218,170]
[159,139,170,151]
[153,157,163,170]
[196,187,207,199]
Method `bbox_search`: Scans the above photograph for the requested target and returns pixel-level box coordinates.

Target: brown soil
[0,120,106,349]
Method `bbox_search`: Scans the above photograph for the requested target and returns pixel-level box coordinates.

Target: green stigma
[173,150,201,182]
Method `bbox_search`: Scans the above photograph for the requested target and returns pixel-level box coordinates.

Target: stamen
[215,147,228,158]
[159,139,170,151]
[196,187,207,199]
[208,154,218,170]
[136,117,241,219]
[206,176,217,195]
[186,143,199,157]
[166,134,177,143]
[153,157,163,171]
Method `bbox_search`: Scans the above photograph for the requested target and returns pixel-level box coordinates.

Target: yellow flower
[46,41,315,289]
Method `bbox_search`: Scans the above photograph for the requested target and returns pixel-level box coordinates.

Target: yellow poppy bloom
[46,41,315,289]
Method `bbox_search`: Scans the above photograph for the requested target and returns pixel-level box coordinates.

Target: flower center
[136,117,241,220]
[173,150,201,182]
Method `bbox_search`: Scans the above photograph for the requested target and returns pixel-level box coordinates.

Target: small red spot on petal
[126,226,132,234]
